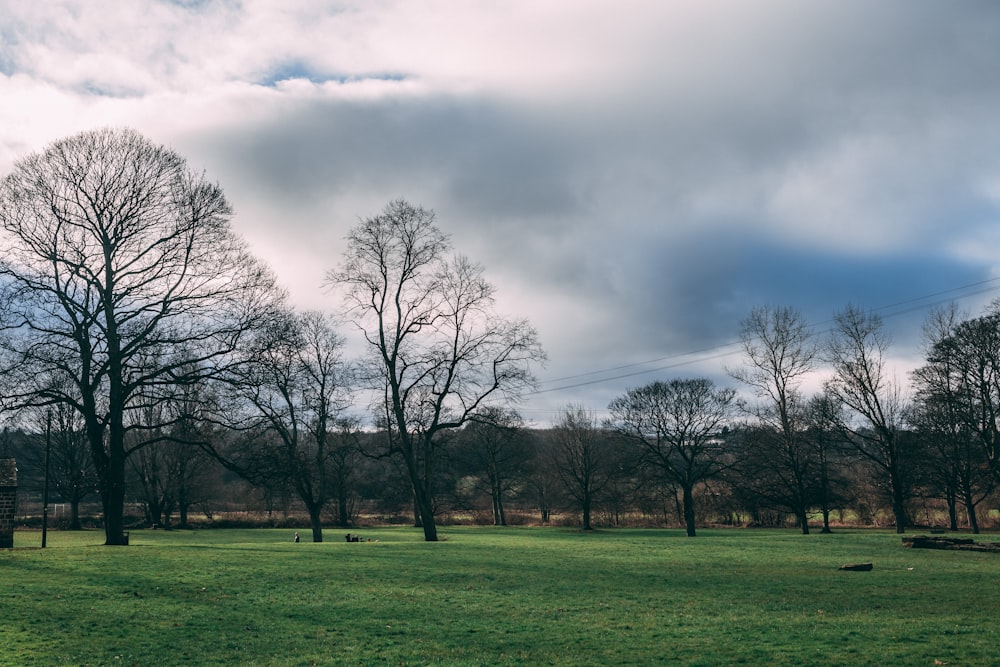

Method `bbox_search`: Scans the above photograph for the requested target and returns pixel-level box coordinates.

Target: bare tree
[456,407,530,526]
[729,305,819,534]
[525,430,561,524]
[127,402,176,528]
[125,388,219,530]
[803,393,851,533]
[0,128,283,545]
[20,401,99,530]
[608,378,735,537]
[166,380,224,529]
[824,305,912,533]
[327,200,544,541]
[550,405,619,531]
[215,310,355,542]
[912,304,997,532]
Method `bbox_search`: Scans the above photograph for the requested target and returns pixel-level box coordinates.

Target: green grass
[2,527,997,666]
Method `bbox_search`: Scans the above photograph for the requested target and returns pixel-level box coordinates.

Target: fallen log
[952,542,1000,552]
[839,562,873,571]
[903,536,973,549]
[903,535,1000,552]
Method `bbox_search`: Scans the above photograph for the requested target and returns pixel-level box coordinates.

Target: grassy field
[1,526,997,666]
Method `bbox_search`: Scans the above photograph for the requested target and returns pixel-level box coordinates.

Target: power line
[527,347,742,396]
[527,276,1000,397]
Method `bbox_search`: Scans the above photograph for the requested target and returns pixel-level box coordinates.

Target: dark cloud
[6,1,1000,423]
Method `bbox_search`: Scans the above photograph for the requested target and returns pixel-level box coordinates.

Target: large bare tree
[729,305,819,534]
[327,200,544,541]
[608,378,735,537]
[824,305,912,533]
[0,128,283,545]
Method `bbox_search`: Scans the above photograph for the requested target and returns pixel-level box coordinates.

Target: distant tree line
[2,129,999,545]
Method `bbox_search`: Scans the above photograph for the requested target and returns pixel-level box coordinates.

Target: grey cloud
[7,1,1000,421]
[189,65,1000,374]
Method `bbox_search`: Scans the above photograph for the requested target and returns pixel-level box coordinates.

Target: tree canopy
[0,127,285,544]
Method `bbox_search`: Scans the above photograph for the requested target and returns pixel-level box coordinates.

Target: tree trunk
[537,486,550,523]
[889,468,907,534]
[145,493,162,528]
[947,490,959,531]
[412,496,422,528]
[103,433,128,545]
[492,479,507,526]
[819,457,832,533]
[103,478,127,544]
[416,491,438,541]
[496,493,507,527]
[104,275,129,546]
[307,503,324,543]
[490,490,501,526]
[797,507,811,535]
[179,499,190,530]
[337,484,350,527]
[86,406,127,545]
[966,503,980,534]
[682,484,697,537]
[402,433,438,541]
[582,494,593,531]
[70,500,82,531]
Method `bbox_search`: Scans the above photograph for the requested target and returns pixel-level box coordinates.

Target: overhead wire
[525,276,1000,398]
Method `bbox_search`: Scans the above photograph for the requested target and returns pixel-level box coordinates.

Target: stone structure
[0,459,16,548]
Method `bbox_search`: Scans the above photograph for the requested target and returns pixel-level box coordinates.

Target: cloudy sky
[3,1,1000,424]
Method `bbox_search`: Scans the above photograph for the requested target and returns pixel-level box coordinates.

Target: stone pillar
[0,459,16,548]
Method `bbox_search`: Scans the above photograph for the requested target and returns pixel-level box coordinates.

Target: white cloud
[3,0,1000,420]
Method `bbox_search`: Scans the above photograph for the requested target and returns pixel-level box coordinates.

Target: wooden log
[838,562,873,571]
[903,536,974,549]
[902,535,1000,552]
[953,542,1000,553]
